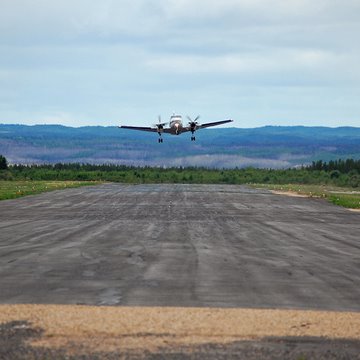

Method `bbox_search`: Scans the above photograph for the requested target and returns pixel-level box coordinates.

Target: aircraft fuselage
[168,115,184,135]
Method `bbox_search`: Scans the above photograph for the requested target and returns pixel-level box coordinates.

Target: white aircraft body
[119,114,233,143]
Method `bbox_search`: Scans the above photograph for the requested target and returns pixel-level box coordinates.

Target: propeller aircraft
[119,113,233,143]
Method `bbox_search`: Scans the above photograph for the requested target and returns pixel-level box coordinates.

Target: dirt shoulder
[0,305,359,356]
[270,190,310,198]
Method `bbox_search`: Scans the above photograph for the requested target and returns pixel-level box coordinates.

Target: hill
[0,124,359,168]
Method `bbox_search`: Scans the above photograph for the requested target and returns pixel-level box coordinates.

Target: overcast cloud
[0,0,359,127]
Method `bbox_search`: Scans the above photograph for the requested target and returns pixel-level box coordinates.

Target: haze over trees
[0,124,359,168]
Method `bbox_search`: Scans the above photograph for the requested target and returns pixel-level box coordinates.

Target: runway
[0,183,359,310]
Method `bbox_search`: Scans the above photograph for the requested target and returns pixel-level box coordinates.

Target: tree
[0,155,8,170]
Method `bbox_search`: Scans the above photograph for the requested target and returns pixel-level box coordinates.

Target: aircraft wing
[183,119,233,132]
[119,125,158,133]
[198,119,233,129]
[119,125,174,133]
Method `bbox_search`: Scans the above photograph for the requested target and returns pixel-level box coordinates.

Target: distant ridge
[1,124,359,168]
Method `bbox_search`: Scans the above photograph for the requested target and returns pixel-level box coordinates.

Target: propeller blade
[153,115,168,127]
[187,115,200,124]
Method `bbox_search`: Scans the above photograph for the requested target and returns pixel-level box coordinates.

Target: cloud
[145,48,359,89]
[0,0,359,126]
[2,0,360,42]
[146,49,338,74]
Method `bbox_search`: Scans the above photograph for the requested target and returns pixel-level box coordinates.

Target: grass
[253,184,360,209]
[0,180,102,201]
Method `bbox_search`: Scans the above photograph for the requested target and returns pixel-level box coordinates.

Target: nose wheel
[158,137,163,143]
[191,136,196,141]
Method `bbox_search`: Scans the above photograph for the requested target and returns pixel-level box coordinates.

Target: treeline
[0,155,7,170]
[0,158,359,187]
[308,159,360,173]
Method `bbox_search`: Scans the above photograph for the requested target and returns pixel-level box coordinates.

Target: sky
[1,0,360,128]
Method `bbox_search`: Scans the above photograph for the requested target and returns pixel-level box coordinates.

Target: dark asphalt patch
[1,321,360,360]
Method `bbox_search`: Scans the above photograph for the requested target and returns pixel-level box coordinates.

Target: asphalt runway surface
[0,183,359,310]
[1,183,360,359]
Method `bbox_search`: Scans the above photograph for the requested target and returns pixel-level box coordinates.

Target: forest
[1,157,359,188]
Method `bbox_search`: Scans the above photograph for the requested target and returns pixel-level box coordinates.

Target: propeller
[187,115,200,130]
[153,115,167,131]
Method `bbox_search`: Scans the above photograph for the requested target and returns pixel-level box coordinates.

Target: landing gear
[156,119,165,143]
[191,135,196,141]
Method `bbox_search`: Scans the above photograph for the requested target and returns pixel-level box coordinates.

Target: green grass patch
[0,180,102,201]
[327,193,360,209]
[253,184,360,209]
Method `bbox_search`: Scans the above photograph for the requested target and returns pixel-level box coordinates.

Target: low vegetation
[0,156,359,208]
[253,184,360,209]
[0,180,100,201]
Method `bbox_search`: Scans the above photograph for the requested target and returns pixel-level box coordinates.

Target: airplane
[119,113,233,143]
